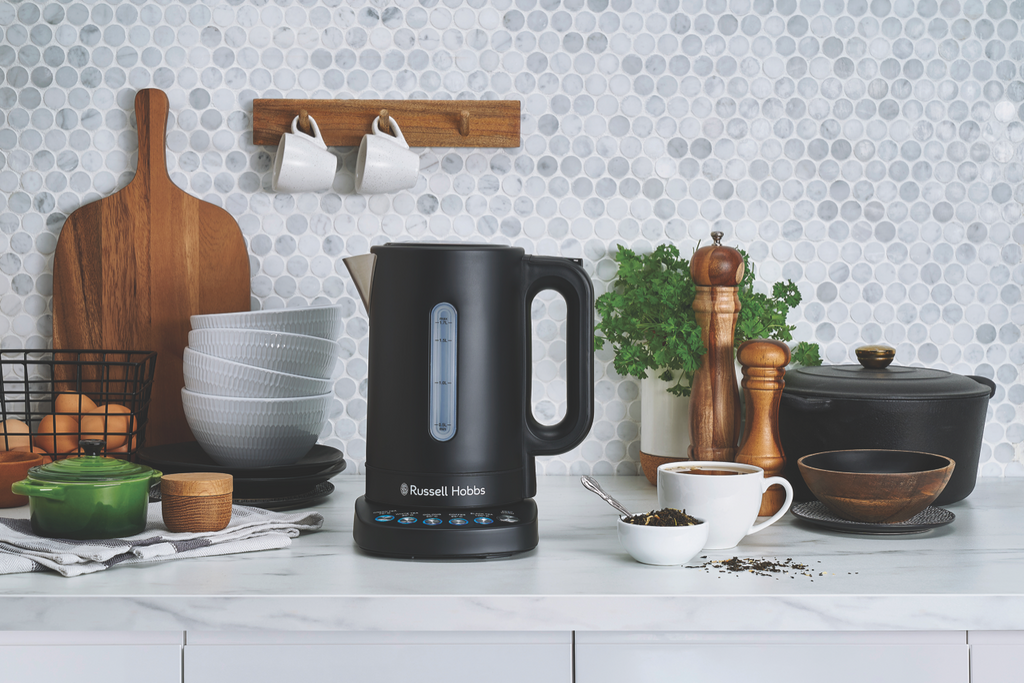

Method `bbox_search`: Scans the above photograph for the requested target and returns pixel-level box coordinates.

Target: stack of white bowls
[181,306,343,469]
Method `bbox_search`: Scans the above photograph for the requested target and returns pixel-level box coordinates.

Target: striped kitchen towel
[0,502,323,577]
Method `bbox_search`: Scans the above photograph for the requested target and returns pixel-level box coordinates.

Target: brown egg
[109,434,138,455]
[33,414,81,454]
[0,418,31,451]
[54,392,98,421]
[80,404,137,450]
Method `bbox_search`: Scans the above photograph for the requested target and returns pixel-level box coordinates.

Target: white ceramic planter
[639,370,691,459]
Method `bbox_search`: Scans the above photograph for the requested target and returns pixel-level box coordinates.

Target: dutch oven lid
[28,440,156,483]
[784,345,995,400]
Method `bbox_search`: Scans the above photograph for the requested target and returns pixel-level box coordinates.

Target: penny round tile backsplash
[0,0,1021,478]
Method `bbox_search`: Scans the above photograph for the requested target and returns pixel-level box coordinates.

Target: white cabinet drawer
[0,645,181,683]
[0,632,182,683]
[576,632,969,683]
[970,631,1024,683]
[185,632,571,683]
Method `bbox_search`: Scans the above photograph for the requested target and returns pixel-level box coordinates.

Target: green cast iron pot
[11,454,161,540]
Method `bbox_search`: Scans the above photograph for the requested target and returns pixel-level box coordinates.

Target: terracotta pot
[0,451,44,508]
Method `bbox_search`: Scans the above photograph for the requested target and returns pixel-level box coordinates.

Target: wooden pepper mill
[736,339,791,516]
[688,231,745,462]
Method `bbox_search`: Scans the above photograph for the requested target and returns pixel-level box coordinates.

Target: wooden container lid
[690,231,745,286]
[161,472,233,497]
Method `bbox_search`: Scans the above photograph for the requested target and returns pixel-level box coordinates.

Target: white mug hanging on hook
[272,114,338,194]
[355,115,420,194]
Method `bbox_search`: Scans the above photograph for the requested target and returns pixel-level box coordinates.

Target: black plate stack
[139,442,345,511]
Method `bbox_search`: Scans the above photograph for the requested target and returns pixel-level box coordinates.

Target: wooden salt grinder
[688,231,745,462]
[736,339,791,516]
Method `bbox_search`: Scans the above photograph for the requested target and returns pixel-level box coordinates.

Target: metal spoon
[580,475,632,517]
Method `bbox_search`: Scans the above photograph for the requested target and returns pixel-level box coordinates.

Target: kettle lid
[373,242,517,251]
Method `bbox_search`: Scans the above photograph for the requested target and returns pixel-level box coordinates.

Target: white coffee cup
[355,115,420,194]
[272,115,338,193]
[656,462,794,550]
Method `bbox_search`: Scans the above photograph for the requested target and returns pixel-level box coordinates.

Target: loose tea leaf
[692,556,828,580]
[623,508,701,527]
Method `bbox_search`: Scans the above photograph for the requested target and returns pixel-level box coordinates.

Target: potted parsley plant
[594,243,820,479]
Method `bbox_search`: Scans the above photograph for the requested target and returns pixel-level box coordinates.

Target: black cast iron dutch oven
[778,345,996,506]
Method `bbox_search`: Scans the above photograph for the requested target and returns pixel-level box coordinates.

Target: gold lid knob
[855,345,895,369]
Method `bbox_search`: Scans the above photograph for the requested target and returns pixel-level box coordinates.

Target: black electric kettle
[344,242,594,558]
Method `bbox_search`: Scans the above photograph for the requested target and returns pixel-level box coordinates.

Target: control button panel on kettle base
[353,496,539,559]
[371,510,520,526]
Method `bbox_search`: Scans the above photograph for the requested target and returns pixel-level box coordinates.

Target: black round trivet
[791,501,955,535]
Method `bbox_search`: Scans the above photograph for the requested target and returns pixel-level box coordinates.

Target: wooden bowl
[797,450,955,523]
[639,451,687,486]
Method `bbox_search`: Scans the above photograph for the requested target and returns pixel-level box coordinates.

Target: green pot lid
[28,455,157,483]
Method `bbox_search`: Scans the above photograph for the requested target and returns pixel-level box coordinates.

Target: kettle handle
[522,256,595,456]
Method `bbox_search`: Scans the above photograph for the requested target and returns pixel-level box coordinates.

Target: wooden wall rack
[252,99,521,148]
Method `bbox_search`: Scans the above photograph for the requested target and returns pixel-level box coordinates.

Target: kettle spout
[343,253,376,313]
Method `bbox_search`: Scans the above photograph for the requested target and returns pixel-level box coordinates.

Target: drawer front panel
[0,644,181,683]
[186,642,571,683]
[576,643,968,683]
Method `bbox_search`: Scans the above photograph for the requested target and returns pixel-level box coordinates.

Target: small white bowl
[190,305,345,340]
[181,389,333,468]
[616,516,709,566]
[183,347,334,398]
[188,328,339,379]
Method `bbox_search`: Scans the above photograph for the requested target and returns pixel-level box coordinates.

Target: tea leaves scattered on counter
[692,556,831,580]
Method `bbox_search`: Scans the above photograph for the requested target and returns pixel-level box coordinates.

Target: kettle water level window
[429,302,458,441]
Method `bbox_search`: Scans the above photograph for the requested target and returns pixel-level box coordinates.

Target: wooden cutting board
[52,88,251,447]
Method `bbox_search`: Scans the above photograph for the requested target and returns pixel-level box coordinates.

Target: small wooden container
[161,473,233,532]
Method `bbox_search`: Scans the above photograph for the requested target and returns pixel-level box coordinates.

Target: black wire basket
[0,350,157,461]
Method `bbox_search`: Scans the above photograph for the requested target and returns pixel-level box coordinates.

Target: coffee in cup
[657,461,793,549]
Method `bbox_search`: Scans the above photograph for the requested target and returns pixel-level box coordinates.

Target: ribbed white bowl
[181,389,332,468]
[190,305,345,340]
[183,347,334,398]
[187,329,339,379]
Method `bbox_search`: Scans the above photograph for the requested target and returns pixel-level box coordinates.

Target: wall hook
[459,110,471,137]
[298,109,311,136]
[379,109,391,136]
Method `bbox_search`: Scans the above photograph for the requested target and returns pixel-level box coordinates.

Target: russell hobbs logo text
[400,484,486,497]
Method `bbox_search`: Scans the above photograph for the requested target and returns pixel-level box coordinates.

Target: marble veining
[2,475,1024,632]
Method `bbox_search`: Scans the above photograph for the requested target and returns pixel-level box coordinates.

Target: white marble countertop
[1,474,1022,633]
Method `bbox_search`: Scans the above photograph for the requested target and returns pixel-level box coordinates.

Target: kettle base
[353,495,539,559]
